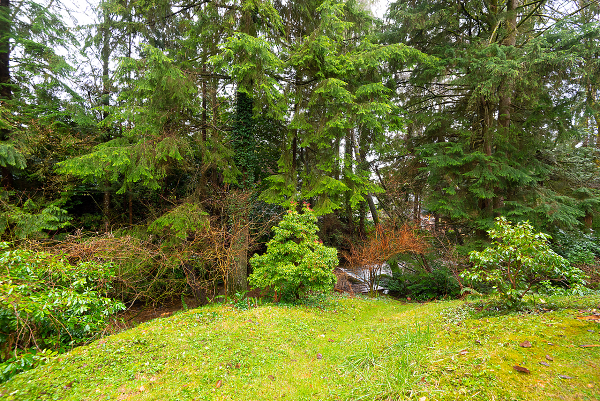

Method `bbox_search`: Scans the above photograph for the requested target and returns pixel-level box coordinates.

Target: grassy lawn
[1,293,599,401]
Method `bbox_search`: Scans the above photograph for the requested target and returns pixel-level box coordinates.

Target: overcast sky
[61,0,390,27]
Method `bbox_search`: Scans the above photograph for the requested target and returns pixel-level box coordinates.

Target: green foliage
[249,203,338,300]
[384,0,600,233]
[384,262,461,301]
[0,195,71,239]
[232,91,258,187]
[464,217,586,306]
[0,243,125,382]
[552,231,600,266]
[0,348,57,384]
[57,44,204,194]
[0,144,26,170]
[148,203,209,240]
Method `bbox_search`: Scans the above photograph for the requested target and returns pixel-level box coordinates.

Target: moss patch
[1,294,599,401]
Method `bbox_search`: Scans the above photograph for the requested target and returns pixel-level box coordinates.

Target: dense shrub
[464,217,587,306]
[39,232,185,304]
[0,243,125,382]
[552,231,600,265]
[249,204,338,301]
[550,231,600,290]
[383,258,461,301]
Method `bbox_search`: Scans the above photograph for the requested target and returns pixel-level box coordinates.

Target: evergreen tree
[0,0,79,238]
[383,0,599,233]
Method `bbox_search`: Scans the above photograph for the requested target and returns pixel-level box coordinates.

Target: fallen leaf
[513,365,530,374]
[235,363,241,369]
[579,344,600,348]
[539,362,550,367]
[139,386,145,392]
[215,380,223,388]
[268,375,275,381]
[520,341,532,348]
[545,355,553,361]
[316,353,323,359]
[419,397,427,401]
[559,375,573,379]
[459,349,468,355]
[63,381,74,389]
[577,315,600,321]
[328,339,335,342]
[587,383,595,388]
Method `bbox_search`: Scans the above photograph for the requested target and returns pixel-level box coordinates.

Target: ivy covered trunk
[227,91,256,296]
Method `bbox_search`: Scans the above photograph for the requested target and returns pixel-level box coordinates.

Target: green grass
[1,293,599,401]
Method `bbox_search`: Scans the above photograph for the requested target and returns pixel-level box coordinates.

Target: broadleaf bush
[463,217,586,306]
[0,243,125,382]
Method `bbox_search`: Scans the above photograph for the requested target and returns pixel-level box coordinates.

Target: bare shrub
[344,224,427,296]
[28,233,179,305]
[577,262,600,290]
[28,189,279,306]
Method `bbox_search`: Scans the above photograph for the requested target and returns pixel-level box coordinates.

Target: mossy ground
[1,293,599,401]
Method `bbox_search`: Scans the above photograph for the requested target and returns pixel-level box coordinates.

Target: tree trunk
[228,218,248,296]
[101,6,111,121]
[182,263,208,306]
[0,0,13,188]
[103,181,110,232]
[349,128,379,228]
[344,130,354,233]
[128,192,133,225]
[498,0,517,130]
[0,0,9,103]
[585,212,593,230]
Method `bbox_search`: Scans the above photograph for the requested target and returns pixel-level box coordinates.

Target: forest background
[1,0,600,325]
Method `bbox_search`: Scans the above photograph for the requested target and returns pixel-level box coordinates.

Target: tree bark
[101,5,111,121]
[0,0,9,103]
[103,180,110,232]
[498,0,518,130]
[350,128,379,227]
[228,221,249,296]
[100,4,112,231]
[344,130,354,233]
[0,0,13,188]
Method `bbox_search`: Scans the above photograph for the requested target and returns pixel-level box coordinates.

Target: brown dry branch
[27,233,175,305]
[27,189,278,307]
[576,261,600,289]
[344,224,427,296]
[375,157,427,225]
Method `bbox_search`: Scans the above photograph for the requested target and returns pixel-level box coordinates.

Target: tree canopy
[0,0,598,279]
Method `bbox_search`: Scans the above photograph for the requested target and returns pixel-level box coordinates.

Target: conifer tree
[384,0,599,233]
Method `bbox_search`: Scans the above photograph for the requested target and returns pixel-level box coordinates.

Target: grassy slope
[0,294,599,401]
